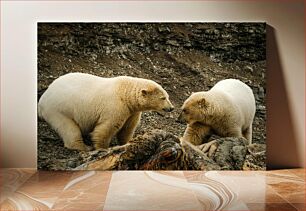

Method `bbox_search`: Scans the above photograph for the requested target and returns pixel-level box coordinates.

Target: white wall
[1,1,304,168]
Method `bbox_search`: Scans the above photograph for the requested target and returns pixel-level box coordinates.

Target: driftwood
[75,130,266,171]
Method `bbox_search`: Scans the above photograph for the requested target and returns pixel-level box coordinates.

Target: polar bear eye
[160,97,166,100]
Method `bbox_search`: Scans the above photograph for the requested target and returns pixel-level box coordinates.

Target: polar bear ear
[141,89,148,96]
[198,98,207,108]
[141,87,156,96]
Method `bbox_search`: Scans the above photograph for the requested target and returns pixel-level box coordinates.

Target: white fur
[211,79,256,135]
[38,73,173,150]
[181,79,256,145]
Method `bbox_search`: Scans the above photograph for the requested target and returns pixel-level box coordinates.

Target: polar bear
[38,73,174,151]
[178,79,256,149]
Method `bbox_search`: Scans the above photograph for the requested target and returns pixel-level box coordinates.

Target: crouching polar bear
[178,79,256,151]
[38,73,174,151]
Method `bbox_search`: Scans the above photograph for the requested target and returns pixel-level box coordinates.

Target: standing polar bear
[38,73,174,151]
[178,79,256,149]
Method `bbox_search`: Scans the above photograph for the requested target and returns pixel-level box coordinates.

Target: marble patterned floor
[0,169,304,211]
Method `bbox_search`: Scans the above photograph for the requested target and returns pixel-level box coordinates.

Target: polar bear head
[139,82,174,112]
[178,92,211,124]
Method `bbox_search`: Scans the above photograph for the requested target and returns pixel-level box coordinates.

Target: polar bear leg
[182,123,212,145]
[243,125,252,144]
[45,112,89,151]
[91,121,124,149]
[117,112,141,145]
[226,127,243,138]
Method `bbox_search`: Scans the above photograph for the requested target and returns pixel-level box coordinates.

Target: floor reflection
[0,169,304,210]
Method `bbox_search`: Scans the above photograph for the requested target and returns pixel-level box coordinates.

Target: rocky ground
[38,23,266,170]
[74,130,266,171]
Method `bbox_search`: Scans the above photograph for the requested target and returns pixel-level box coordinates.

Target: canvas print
[38,23,266,170]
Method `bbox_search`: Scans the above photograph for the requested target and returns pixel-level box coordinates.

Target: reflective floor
[0,169,304,210]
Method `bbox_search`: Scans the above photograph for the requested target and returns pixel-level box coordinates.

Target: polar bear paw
[198,140,219,157]
[65,141,93,151]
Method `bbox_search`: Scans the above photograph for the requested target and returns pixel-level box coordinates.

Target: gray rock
[244,65,254,72]
[158,26,171,33]
[259,87,265,99]
[213,137,248,170]
[67,159,79,168]
[243,144,266,170]
[232,145,247,169]
[166,40,180,47]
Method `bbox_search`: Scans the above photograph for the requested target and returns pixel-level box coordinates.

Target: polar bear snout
[176,112,186,124]
[163,106,174,112]
[162,99,174,112]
